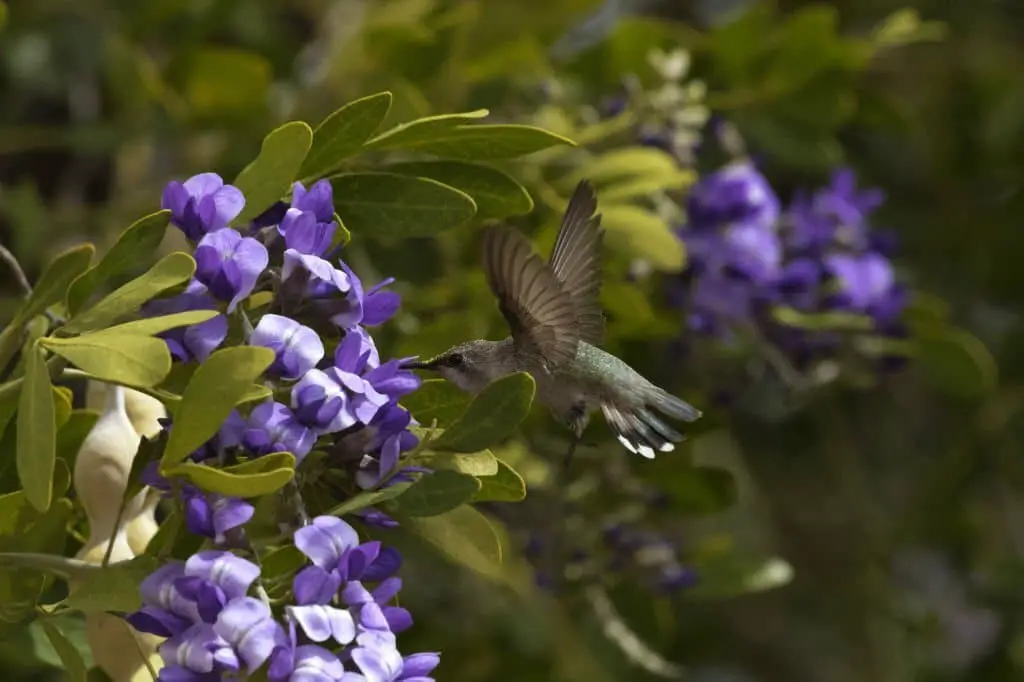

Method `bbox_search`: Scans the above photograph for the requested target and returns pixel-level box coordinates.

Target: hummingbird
[403,180,702,463]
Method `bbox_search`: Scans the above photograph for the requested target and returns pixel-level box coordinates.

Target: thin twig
[0,243,32,299]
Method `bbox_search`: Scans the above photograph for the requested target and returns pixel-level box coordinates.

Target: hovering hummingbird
[403,180,702,462]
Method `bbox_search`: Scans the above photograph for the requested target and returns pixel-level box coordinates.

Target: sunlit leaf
[472,459,526,502]
[63,252,197,334]
[42,333,171,387]
[166,453,295,498]
[233,121,315,223]
[413,449,499,477]
[66,210,171,315]
[300,92,393,181]
[160,346,274,467]
[102,310,219,337]
[600,205,685,271]
[330,173,476,238]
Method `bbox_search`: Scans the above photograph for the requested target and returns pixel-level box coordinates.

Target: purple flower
[162,173,246,241]
[250,314,325,380]
[278,181,338,257]
[291,365,388,435]
[243,401,317,462]
[685,162,780,233]
[159,623,240,677]
[294,516,360,571]
[282,251,351,300]
[823,252,899,317]
[329,262,401,330]
[785,168,886,254]
[143,284,228,363]
[182,487,255,544]
[194,228,269,312]
[128,563,199,637]
[269,621,346,682]
[214,597,288,673]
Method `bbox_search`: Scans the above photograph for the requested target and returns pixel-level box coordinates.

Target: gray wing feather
[482,224,580,367]
[549,180,606,345]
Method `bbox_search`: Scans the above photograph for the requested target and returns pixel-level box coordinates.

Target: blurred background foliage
[3,0,1024,681]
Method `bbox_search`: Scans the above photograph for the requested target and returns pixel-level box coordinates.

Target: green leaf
[326,484,411,517]
[63,252,197,334]
[233,121,315,223]
[413,449,499,477]
[771,306,874,332]
[597,173,695,203]
[662,466,738,514]
[400,378,472,428]
[102,310,220,337]
[472,459,526,502]
[600,205,686,271]
[871,8,947,48]
[64,554,159,613]
[406,505,504,580]
[17,342,55,512]
[42,333,171,387]
[385,124,575,160]
[390,470,481,517]
[40,620,88,682]
[364,110,490,151]
[572,146,684,185]
[330,173,476,238]
[0,244,93,369]
[299,92,393,181]
[430,373,535,452]
[915,328,998,400]
[166,454,295,498]
[66,210,171,315]
[384,161,533,218]
[161,346,275,467]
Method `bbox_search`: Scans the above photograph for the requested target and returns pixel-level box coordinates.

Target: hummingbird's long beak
[400,358,439,371]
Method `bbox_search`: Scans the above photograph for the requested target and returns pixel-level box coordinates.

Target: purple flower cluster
[130,172,435,679]
[674,161,908,370]
[127,517,439,682]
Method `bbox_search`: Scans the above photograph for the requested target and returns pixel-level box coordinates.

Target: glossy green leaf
[64,554,160,613]
[387,124,575,160]
[413,449,499,477]
[472,460,526,502]
[42,333,171,387]
[166,455,295,498]
[390,470,481,517]
[66,210,171,315]
[103,310,220,337]
[384,161,533,218]
[915,328,998,400]
[330,173,476,238]
[327,484,411,517]
[299,92,393,181]
[63,252,197,334]
[0,244,93,370]
[17,342,55,512]
[234,121,315,223]
[364,110,489,151]
[430,373,536,452]
[160,346,275,467]
[400,378,472,428]
[662,466,738,514]
[406,505,504,580]
[40,620,88,682]
[600,205,686,271]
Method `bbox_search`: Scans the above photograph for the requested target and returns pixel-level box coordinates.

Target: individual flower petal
[282,250,351,299]
[381,607,412,633]
[281,208,337,257]
[185,551,261,601]
[350,640,404,682]
[214,597,288,673]
[182,488,255,544]
[292,180,335,223]
[329,263,399,329]
[294,516,361,570]
[194,228,269,312]
[287,604,356,645]
[160,623,239,674]
[293,565,342,606]
[250,314,325,380]
[243,401,317,462]
[399,653,440,681]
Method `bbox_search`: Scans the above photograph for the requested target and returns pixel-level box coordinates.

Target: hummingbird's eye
[446,353,464,368]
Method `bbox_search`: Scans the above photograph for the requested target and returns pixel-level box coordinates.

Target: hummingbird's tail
[600,388,702,459]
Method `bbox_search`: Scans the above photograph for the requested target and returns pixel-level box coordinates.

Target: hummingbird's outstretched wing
[482,224,580,368]
[549,180,606,346]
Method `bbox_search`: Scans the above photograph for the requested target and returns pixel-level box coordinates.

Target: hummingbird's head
[402,340,509,394]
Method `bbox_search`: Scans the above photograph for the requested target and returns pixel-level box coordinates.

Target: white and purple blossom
[250,314,325,380]
[194,228,269,312]
[278,181,338,257]
[162,173,246,241]
[243,401,318,462]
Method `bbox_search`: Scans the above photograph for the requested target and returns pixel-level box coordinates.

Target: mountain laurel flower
[243,401,317,462]
[278,180,338,257]
[162,173,246,241]
[194,228,270,312]
[182,487,256,545]
[250,314,325,380]
[328,262,401,330]
[282,250,352,301]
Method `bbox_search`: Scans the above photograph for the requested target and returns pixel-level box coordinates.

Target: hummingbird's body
[406,180,702,459]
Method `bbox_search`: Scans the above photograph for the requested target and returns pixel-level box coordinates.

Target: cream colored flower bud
[122,388,167,439]
[125,489,161,556]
